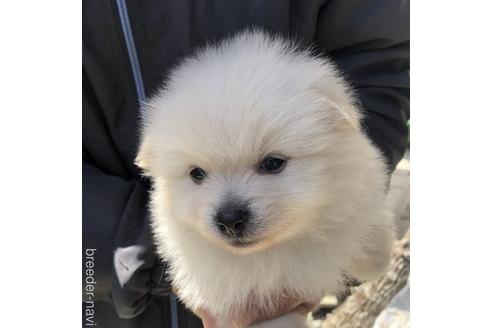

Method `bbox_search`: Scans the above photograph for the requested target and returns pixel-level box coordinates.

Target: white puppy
[136,31,394,328]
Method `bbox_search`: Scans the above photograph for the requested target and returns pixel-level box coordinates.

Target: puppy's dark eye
[259,156,287,174]
[190,167,207,183]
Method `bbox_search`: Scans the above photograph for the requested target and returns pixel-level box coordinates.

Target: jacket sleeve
[315,0,410,172]
[83,161,172,318]
[83,90,172,319]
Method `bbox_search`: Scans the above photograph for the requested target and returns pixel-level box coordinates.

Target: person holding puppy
[83,0,409,327]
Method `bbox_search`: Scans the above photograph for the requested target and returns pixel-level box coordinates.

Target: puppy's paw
[249,312,307,328]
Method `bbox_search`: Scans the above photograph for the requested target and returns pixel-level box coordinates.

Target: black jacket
[83,1,409,327]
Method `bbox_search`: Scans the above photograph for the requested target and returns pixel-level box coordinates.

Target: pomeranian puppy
[136,31,394,327]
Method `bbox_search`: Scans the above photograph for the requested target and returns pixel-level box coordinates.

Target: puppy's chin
[201,226,304,255]
[203,235,274,255]
[195,228,278,255]
[220,238,277,255]
[192,216,311,255]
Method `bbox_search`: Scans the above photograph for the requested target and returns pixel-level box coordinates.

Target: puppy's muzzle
[215,201,251,238]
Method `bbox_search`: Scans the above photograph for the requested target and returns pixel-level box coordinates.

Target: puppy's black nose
[215,203,250,237]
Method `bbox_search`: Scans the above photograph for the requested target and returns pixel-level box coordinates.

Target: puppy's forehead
[171,90,324,149]
[144,34,345,170]
[147,80,334,174]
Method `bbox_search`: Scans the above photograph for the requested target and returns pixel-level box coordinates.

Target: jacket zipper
[115,0,146,103]
[115,1,179,327]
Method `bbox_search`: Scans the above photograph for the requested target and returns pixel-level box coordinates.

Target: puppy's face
[137,39,360,254]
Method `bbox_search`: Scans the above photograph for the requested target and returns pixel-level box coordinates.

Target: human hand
[195,298,318,328]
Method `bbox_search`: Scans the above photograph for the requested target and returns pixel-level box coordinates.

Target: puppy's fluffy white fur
[136,31,394,327]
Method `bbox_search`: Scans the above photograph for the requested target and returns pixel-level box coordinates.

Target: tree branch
[322,231,410,328]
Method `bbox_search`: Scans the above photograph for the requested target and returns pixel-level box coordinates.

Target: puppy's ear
[323,98,361,130]
[135,102,157,173]
[135,136,152,172]
[312,75,362,130]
